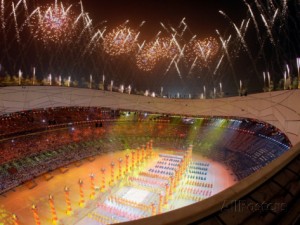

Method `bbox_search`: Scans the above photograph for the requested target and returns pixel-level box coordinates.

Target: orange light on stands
[31,205,41,225]
[179,161,184,178]
[183,154,187,168]
[151,202,156,216]
[146,143,149,159]
[136,147,140,167]
[149,140,153,158]
[158,194,163,214]
[89,174,95,199]
[164,183,169,206]
[141,145,145,162]
[12,214,20,225]
[48,195,58,224]
[64,186,72,215]
[118,158,123,179]
[169,176,174,198]
[100,168,106,192]
[110,162,115,185]
[78,179,85,207]
[174,170,179,189]
[125,154,129,174]
[131,151,135,169]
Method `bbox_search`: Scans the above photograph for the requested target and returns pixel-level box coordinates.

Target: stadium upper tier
[0,86,300,144]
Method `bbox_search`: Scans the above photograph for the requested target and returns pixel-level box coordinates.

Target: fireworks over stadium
[0,0,298,96]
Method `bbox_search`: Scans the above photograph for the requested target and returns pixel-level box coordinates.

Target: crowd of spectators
[0,107,111,138]
[0,107,292,193]
[192,118,291,180]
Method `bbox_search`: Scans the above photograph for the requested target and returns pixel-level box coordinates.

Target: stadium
[0,0,300,225]
[0,86,299,225]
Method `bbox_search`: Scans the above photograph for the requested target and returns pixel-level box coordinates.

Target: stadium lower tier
[0,143,235,225]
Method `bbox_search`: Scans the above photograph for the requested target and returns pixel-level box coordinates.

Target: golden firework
[31,1,77,45]
[103,25,138,56]
[186,37,219,67]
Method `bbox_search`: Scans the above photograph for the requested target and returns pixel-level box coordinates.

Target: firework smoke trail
[13,0,22,11]
[216,29,238,85]
[19,6,41,32]
[272,8,279,24]
[286,64,290,77]
[113,30,123,41]
[190,35,196,42]
[220,10,259,77]
[216,30,231,65]
[18,0,35,32]
[267,0,276,14]
[242,19,250,37]
[188,57,198,76]
[174,61,182,79]
[164,54,178,75]
[133,31,140,42]
[160,22,169,33]
[76,14,93,42]
[137,40,145,52]
[74,12,83,25]
[139,20,145,27]
[83,30,102,55]
[171,34,182,55]
[1,0,5,30]
[22,0,28,15]
[260,14,275,45]
[123,30,132,44]
[12,2,20,43]
[99,28,106,39]
[297,58,300,75]
[243,0,261,42]
[84,13,94,33]
[196,42,210,64]
[254,0,279,45]
[55,0,58,11]
[233,20,260,77]
[180,24,187,37]
[219,11,248,51]
[214,55,224,75]
[254,0,265,17]
[236,19,250,51]
[170,26,177,34]
[155,31,161,37]
[282,0,287,19]
[177,17,185,28]
[61,4,72,17]
[74,1,88,28]
[177,44,185,62]
[296,58,300,77]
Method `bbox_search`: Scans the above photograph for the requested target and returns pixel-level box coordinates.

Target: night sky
[82,0,245,38]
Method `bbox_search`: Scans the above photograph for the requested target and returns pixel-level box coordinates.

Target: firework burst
[159,37,180,59]
[185,37,219,68]
[136,40,162,71]
[31,1,77,45]
[103,25,138,56]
